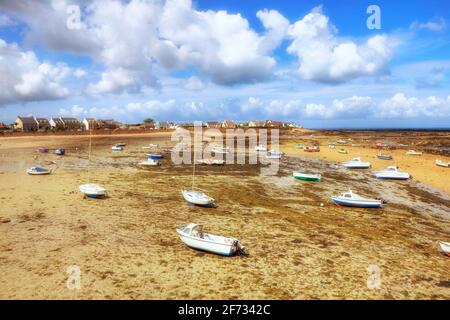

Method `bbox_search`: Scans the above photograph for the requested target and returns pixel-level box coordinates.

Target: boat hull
[332,197,382,208]
[293,172,321,182]
[374,173,410,180]
[181,190,214,207]
[79,184,107,198]
[177,232,235,256]
[377,155,392,160]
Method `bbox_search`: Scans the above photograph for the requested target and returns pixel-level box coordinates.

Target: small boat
[266,149,284,159]
[114,143,127,147]
[328,144,336,149]
[304,146,320,152]
[331,190,382,208]
[293,172,321,182]
[55,148,65,156]
[26,166,52,175]
[177,223,248,256]
[111,146,123,152]
[374,166,410,180]
[295,144,304,149]
[377,153,392,160]
[79,183,107,198]
[436,159,449,168]
[337,139,347,144]
[343,157,371,169]
[139,158,160,166]
[181,189,215,207]
[212,146,230,154]
[338,148,348,154]
[406,150,422,156]
[255,144,267,152]
[438,241,450,256]
[145,153,163,159]
[197,158,225,165]
[37,147,49,153]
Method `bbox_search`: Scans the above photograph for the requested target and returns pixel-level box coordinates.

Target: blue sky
[0,0,449,128]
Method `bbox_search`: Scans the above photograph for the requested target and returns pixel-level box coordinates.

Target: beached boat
[177,223,247,256]
[211,146,230,154]
[293,172,321,182]
[331,190,382,208]
[55,147,65,156]
[114,143,127,147]
[295,144,304,149]
[37,147,49,153]
[79,183,107,198]
[376,153,392,160]
[438,241,450,256]
[197,158,225,165]
[343,157,371,169]
[181,189,215,207]
[374,166,410,180]
[406,150,422,156]
[304,146,320,152]
[266,149,284,159]
[111,146,123,152]
[328,144,336,149]
[139,158,160,166]
[255,144,267,152]
[435,159,449,168]
[338,148,348,154]
[26,166,52,175]
[145,153,163,159]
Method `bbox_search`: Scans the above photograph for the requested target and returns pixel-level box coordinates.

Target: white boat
[295,144,304,149]
[255,144,267,152]
[79,183,107,198]
[177,223,247,256]
[293,172,321,182]
[197,158,225,165]
[211,146,230,154]
[139,158,160,166]
[112,146,123,151]
[435,159,449,168]
[181,189,215,207]
[26,166,52,175]
[343,157,371,169]
[438,241,450,256]
[331,190,383,208]
[266,149,284,159]
[406,150,422,156]
[374,166,410,180]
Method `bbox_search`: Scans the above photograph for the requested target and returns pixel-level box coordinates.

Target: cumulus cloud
[0,39,70,105]
[287,6,392,83]
[183,76,206,91]
[378,93,450,118]
[410,18,447,32]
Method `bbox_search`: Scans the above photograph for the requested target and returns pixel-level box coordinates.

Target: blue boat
[331,190,383,208]
[146,153,163,159]
[376,153,393,160]
[55,148,65,155]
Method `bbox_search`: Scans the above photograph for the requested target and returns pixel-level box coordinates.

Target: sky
[0,0,449,128]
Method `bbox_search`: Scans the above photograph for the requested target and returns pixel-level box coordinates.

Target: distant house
[155,121,175,129]
[205,121,221,129]
[97,119,120,130]
[35,117,51,131]
[82,118,96,131]
[60,117,82,130]
[248,120,267,128]
[221,120,237,129]
[13,116,38,131]
[266,120,284,128]
[49,117,65,130]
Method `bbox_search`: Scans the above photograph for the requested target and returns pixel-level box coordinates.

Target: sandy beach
[0,130,449,299]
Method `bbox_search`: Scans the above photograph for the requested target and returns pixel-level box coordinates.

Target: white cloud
[0,13,15,26]
[287,6,393,83]
[378,93,450,118]
[410,18,447,32]
[74,68,86,78]
[0,39,70,105]
[183,76,206,91]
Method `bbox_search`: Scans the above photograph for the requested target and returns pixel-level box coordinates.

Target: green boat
[293,172,321,182]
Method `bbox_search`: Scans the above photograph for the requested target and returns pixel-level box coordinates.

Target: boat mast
[192,139,196,190]
[87,128,92,183]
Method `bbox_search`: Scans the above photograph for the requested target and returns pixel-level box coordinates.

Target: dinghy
[438,241,450,256]
[111,146,123,151]
[26,166,52,175]
[295,144,304,149]
[177,223,248,256]
[114,143,127,147]
[145,153,163,159]
[338,148,348,154]
[181,189,215,207]
[377,153,392,160]
[436,159,449,168]
[331,190,382,208]
[55,147,65,156]
[304,146,320,152]
[37,147,49,153]
[374,166,410,180]
[139,158,160,166]
[79,183,107,198]
[328,144,336,149]
[406,150,422,156]
[266,149,284,159]
[255,144,267,152]
[343,157,371,169]
[293,172,321,182]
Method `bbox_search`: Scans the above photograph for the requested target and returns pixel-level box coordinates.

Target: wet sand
[0,131,449,299]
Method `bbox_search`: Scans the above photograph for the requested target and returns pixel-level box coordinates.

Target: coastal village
[0,116,299,133]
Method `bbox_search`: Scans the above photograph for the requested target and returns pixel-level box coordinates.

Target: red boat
[304,146,320,152]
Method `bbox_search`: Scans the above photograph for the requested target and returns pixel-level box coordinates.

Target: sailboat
[79,130,107,198]
[181,144,214,207]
